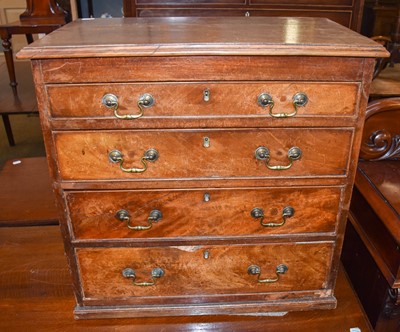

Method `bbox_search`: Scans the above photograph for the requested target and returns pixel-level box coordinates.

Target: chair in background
[0,1,69,146]
[0,0,69,96]
[341,97,400,331]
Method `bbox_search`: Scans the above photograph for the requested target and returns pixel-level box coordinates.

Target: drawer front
[39,57,364,84]
[47,82,358,119]
[77,242,333,302]
[66,187,342,240]
[54,129,352,181]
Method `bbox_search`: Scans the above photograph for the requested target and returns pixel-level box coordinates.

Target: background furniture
[123,0,365,32]
[0,61,37,146]
[18,17,386,318]
[341,97,400,331]
[372,3,400,78]
[0,0,68,96]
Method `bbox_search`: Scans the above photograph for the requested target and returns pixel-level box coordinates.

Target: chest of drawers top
[18,17,385,59]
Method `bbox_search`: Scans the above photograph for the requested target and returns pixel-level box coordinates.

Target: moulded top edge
[17,17,389,60]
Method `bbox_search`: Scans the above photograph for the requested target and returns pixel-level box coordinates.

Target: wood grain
[76,242,334,303]
[53,129,353,181]
[17,17,387,58]
[47,82,359,118]
[66,187,341,241]
[0,157,58,226]
[0,226,372,330]
[18,17,384,319]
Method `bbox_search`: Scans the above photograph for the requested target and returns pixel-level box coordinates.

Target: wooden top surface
[17,17,388,59]
[0,225,372,331]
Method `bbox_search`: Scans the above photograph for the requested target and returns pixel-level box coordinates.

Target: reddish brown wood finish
[47,82,359,118]
[76,242,334,304]
[360,97,400,161]
[53,129,353,180]
[0,226,373,330]
[66,187,341,241]
[341,97,400,330]
[20,0,68,24]
[123,0,365,32]
[17,18,386,59]
[18,17,386,319]
[0,157,58,226]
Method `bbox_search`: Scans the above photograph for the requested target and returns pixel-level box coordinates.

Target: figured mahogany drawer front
[76,242,333,303]
[66,186,341,240]
[54,128,352,181]
[47,82,358,120]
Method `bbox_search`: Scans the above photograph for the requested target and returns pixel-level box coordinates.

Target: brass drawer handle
[116,209,162,230]
[109,148,158,173]
[102,93,154,119]
[122,267,165,287]
[248,264,288,283]
[257,92,308,118]
[250,206,294,227]
[255,146,301,170]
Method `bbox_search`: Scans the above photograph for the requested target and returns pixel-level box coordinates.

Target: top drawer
[47,82,359,121]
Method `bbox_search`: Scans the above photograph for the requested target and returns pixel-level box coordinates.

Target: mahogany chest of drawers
[18,17,387,319]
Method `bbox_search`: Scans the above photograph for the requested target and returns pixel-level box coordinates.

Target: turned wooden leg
[25,34,34,44]
[1,34,18,96]
[2,114,15,146]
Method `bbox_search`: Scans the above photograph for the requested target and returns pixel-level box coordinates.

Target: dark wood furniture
[372,3,400,78]
[0,225,373,330]
[18,17,387,319]
[341,97,400,331]
[0,0,68,96]
[123,0,365,32]
[0,61,38,146]
[0,157,58,226]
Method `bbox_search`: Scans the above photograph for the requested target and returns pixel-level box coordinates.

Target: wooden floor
[0,223,372,331]
[0,157,58,226]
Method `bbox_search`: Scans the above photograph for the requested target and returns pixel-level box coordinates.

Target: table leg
[1,34,18,96]
[25,34,34,44]
[2,114,15,146]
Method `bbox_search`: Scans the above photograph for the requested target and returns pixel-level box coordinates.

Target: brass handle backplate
[257,92,308,118]
[255,146,301,170]
[116,209,162,230]
[122,267,165,286]
[251,206,294,227]
[109,148,158,173]
[248,264,288,283]
[102,93,154,119]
